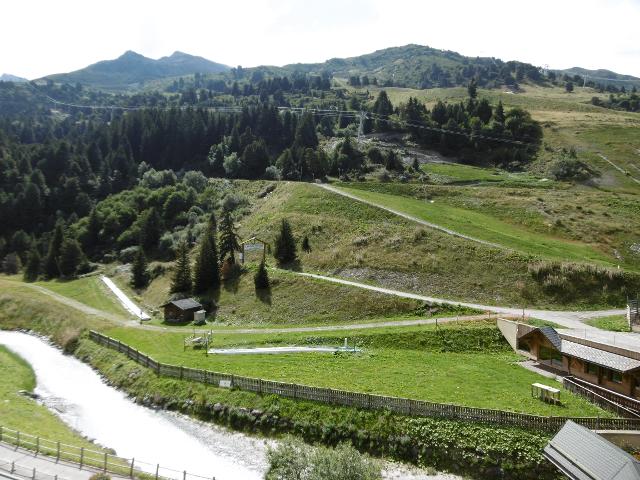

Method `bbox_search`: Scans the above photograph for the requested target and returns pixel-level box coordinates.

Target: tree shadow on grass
[278,259,302,272]
[255,287,272,305]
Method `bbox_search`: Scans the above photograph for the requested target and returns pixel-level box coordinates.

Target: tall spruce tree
[58,238,84,278]
[131,248,150,289]
[274,219,297,265]
[23,247,41,282]
[170,241,192,294]
[193,213,220,293]
[43,220,65,278]
[218,210,240,264]
[139,207,162,253]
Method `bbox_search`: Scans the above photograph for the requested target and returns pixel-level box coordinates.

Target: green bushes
[266,439,381,480]
[529,261,640,305]
[303,322,510,353]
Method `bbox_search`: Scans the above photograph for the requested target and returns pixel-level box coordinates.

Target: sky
[2,0,639,79]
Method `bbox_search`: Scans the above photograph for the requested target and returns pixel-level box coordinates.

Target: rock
[212,402,224,413]
[251,409,263,417]
[18,390,39,400]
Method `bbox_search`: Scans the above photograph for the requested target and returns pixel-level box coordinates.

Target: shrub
[528,261,640,304]
[266,438,381,480]
[89,473,111,480]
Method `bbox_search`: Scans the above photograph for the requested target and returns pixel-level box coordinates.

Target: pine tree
[467,78,478,99]
[139,208,162,253]
[494,101,505,124]
[170,241,192,294]
[219,210,240,264]
[193,214,220,293]
[254,260,270,290]
[23,247,41,282]
[301,235,311,253]
[43,221,65,278]
[85,207,101,253]
[274,219,297,265]
[131,248,150,289]
[58,238,84,278]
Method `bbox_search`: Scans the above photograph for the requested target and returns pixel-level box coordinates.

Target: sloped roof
[519,325,562,349]
[562,341,640,373]
[162,298,202,311]
[539,326,563,350]
[519,326,640,373]
[544,421,640,480]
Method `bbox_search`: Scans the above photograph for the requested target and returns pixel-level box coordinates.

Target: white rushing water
[0,331,267,480]
[0,331,460,480]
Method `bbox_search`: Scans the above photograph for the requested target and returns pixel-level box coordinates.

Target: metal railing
[563,376,640,419]
[0,427,217,480]
[0,457,68,480]
[90,330,640,433]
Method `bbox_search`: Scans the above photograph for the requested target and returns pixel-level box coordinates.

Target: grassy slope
[107,265,430,326]
[336,183,619,266]
[35,276,129,317]
[105,322,607,418]
[236,181,622,308]
[0,345,99,448]
[585,315,630,332]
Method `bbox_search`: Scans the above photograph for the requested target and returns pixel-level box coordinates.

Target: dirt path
[289,271,626,330]
[4,276,629,341]
[598,153,640,185]
[314,183,504,249]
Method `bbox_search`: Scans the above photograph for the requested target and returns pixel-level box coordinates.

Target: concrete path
[0,443,98,480]
[100,276,150,321]
[315,183,504,249]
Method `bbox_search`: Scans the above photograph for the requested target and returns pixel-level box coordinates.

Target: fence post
[129,458,135,478]
[183,470,186,480]
[11,462,14,474]
[155,464,159,480]
[32,467,36,480]
[16,431,20,450]
[79,447,84,470]
[104,452,108,472]
[56,442,60,463]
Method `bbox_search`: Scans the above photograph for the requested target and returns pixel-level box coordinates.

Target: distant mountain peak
[43,50,230,90]
[0,73,28,83]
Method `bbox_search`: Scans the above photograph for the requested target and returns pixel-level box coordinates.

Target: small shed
[161,298,203,323]
[544,420,640,479]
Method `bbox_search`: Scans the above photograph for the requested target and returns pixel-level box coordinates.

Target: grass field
[336,183,615,265]
[104,321,608,418]
[585,315,630,332]
[0,345,99,448]
[421,162,544,186]
[35,276,129,317]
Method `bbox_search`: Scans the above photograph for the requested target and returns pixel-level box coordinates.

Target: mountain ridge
[43,50,230,90]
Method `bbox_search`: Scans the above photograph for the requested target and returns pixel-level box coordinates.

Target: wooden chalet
[161,298,203,323]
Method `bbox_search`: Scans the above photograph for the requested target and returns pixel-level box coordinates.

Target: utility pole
[357,111,367,141]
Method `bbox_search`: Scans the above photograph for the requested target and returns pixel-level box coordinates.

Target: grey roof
[539,326,563,350]
[164,298,202,311]
[562,341,640,373]
[520,326,640,373]
[544,421,640,480]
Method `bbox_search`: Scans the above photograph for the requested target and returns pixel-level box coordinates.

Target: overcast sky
[2,0,639,79]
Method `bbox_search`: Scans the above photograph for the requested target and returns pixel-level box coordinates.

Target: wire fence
[90,330,640,433]
[0,427,217,480]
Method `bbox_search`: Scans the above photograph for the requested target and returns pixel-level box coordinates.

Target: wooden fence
[89,330,640,433]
